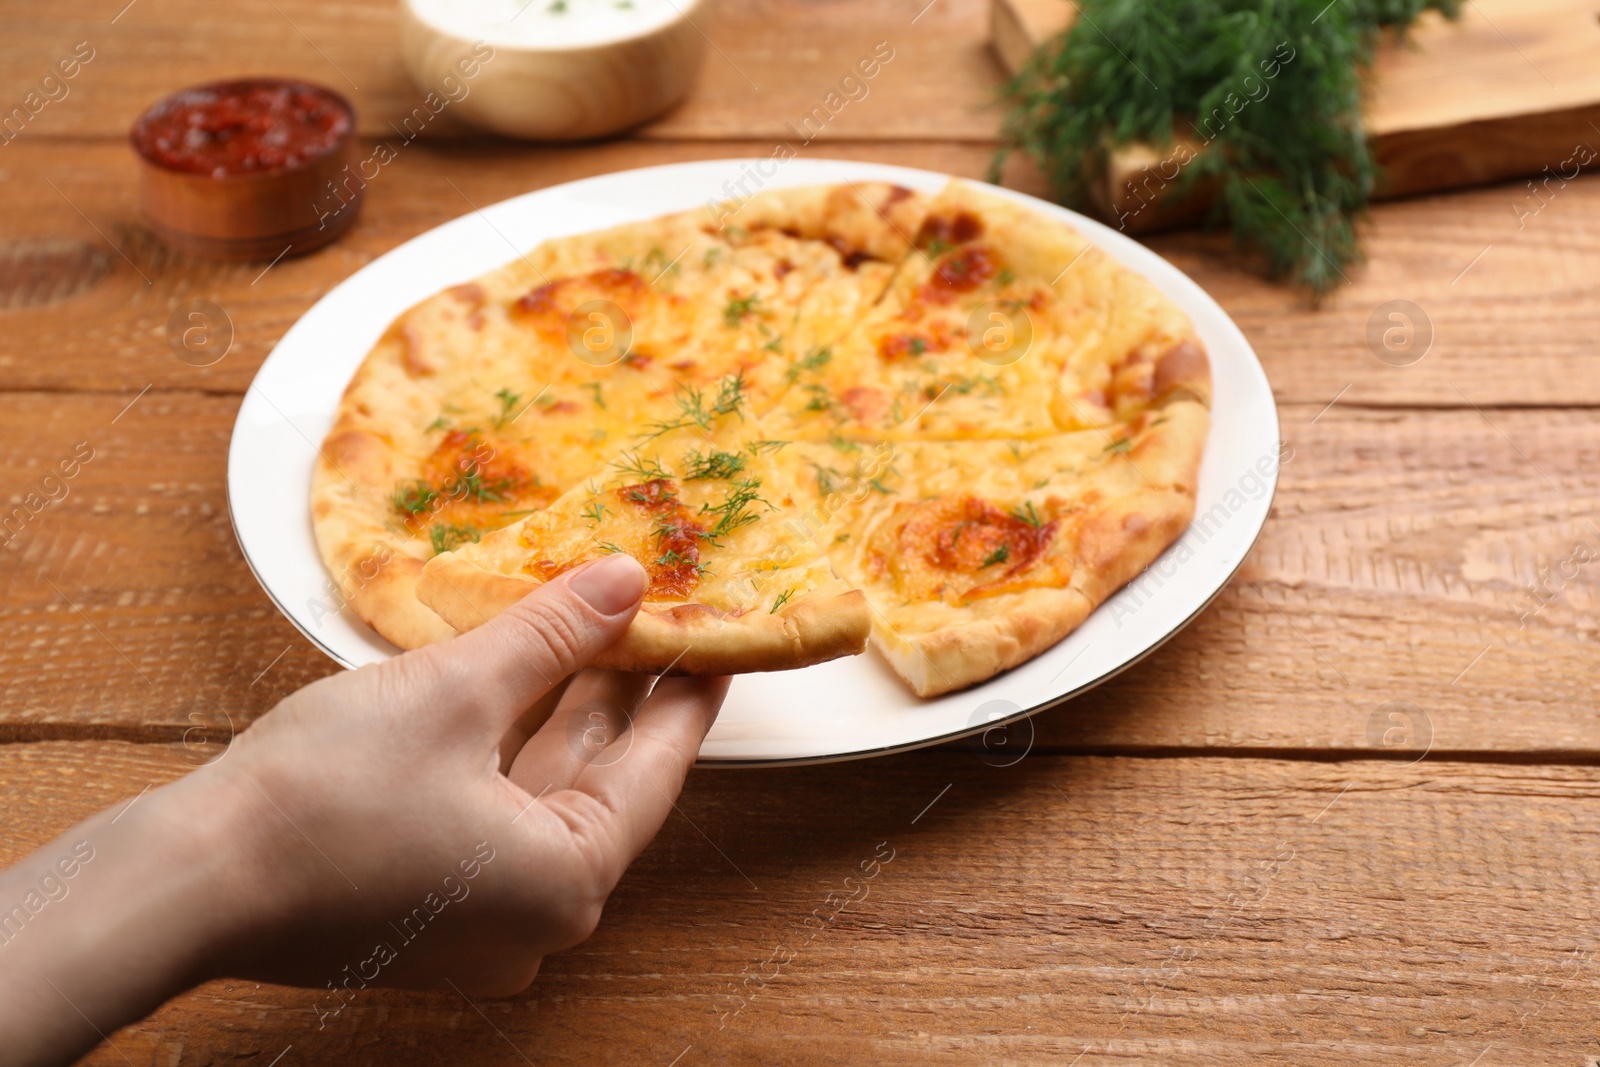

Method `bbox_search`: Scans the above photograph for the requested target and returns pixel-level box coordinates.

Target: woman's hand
[0,554,728,1066]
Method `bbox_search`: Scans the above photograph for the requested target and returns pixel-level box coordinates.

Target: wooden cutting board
[992,0,1600,232]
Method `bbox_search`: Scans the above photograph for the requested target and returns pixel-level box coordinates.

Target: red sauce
[131,79,351,178]
[616,479,709,599]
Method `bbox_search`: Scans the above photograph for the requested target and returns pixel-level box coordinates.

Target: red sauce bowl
[131,78,361,261]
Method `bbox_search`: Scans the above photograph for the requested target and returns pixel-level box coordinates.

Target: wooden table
[4,1,1599,1062]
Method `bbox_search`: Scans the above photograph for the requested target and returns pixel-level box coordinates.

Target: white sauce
[409,0,685,49]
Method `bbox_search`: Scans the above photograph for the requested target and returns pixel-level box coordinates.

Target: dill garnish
[641,373,748,438]
[724,293,760,326]
[429,523,480,555]
[993,0,1459,295]
[683,449,748,481]
[491,388,521,428]
[392,481,439,517]
[1010,501,1044,527]
[612,451,670,481]
[786,346,832,383]
[699,477,772,542]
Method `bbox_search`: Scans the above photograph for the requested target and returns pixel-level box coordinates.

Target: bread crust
[416,554,870,674]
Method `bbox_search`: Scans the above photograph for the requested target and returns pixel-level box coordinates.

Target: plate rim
[226,156,1279,767]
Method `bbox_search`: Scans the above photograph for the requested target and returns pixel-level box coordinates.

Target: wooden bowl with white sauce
[400,0,709,141]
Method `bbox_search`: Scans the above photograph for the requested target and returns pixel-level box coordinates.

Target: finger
[562,675,730,883]
[401,554,648,740]
[505,669,657,796]
[494,674,575,776]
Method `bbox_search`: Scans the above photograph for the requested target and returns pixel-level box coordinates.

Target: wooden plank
[3,741,1597,1064]
[0,137,1597,407]
[0,0,1001,145]
[5,394,1600,758]
[993,0,1600,231]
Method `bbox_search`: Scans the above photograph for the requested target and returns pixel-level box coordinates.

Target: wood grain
[1,137,1598,406]
[5,393,1600,758]
[3,741,1597,1066]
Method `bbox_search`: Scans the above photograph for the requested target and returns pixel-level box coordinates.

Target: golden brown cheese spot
[448,282,486,305]
[877,322,960,362]
[511,268,659,343]
[398,322,435,377]
[838,385,889,424]
[1153,339,1209,398]
[915,210,984,249]
[394,430,552,539]
[825,236,878,271]
[616,479,708,600]
[868,496,1068,605]
[917,246,999,305]
[1110,350,1155,405]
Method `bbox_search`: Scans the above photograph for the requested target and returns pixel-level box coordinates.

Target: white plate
[228,159,1279,766]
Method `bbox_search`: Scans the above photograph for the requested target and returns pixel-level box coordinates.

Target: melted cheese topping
[866,496,1070,605]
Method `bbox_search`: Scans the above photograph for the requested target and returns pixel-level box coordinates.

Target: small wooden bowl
[131,78,361,262]
[399,0,709,141]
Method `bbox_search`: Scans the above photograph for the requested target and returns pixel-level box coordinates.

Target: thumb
[405,554,649,737]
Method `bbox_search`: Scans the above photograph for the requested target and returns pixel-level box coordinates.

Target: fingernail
[569,554,648,615]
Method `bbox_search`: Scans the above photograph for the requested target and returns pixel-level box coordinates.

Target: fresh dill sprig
[813,464,841,496]
[724,293,760,326]
[612,450,670,481]
[491,387,521,428]
[770,588,794,613]
[392,480,439,517]
[786,346,833,383]
[699,477,772,541]
[992,0,1460,295]
[581,500,607,524]
[683,449,748,481]
[980,544,1011,569]
[1010,501,1044,528]
[641,372,748,439]
[429,523,480,556]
